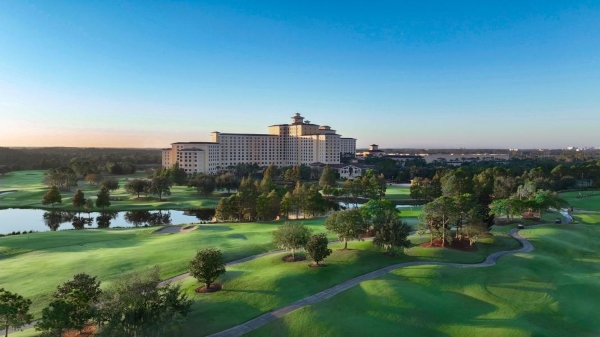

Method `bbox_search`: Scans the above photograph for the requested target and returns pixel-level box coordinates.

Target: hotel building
[162,114,357,174]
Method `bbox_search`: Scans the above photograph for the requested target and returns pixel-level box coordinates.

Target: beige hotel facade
[162,113,357,174]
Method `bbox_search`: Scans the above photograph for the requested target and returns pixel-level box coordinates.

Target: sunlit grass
[249,223,600,337]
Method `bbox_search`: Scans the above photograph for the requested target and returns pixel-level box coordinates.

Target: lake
[0,208,215,234]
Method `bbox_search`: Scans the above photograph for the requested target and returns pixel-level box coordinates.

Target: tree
[441,169,472,197]
[272,222,312,260]
[169,162,188,186]
[215,172,239,193]
[96,267,191,337]
[493,175,517,199]
[36,297,83,337]
[95,186,111,210]
[237,176,259,221]
[255,193,271,221]
[319,166,337,189]
[418,196,458,247]
[372,217,411,254]
[279,192,293,218]
[53,273,102,304]
[361,199,398,228]
[215,195,239,221]
[37,275,99,337]
[189,249,226,289]
[305,185,327,217]
[188,173,216,197]
[0,288,33,337]
[149,176,172,201]
[259,165,277,194]
[304,234,332,266]
[267,189,281,220]
[42,186,62,208]
[84,198,94,219]
[71,189,85,214]
[124,179,151,198]
[44,167,77,191]
[100,178,119,192]
[325,209,369,250]
[84,173,102,186]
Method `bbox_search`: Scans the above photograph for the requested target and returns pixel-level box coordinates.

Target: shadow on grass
[199,225,233,232]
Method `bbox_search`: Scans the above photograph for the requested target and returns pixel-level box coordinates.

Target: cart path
[8,227,537,335]
[206,226,535,337]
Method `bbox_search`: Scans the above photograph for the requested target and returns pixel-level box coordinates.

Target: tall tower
[291,113,304,125]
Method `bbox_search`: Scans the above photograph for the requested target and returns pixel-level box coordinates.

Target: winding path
[8,227,536,336]
[206,227,534,337]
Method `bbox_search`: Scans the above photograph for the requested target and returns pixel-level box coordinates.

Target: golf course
[2,170,600,336]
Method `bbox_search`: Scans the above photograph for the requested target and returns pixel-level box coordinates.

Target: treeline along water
[0,209,216,234]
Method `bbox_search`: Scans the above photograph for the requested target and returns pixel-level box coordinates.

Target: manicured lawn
[0,218,328,318]
[178,226,517,336]
[0,170,223,211]
[249,223,600,337]
[559,190,600,211]
[385,184,412,200]
[1,218,516,334]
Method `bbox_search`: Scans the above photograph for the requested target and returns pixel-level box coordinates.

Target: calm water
[0,209,215,234]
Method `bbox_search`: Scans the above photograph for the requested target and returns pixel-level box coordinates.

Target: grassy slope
[0,218,328,317]
[172,226,518,336]
[385,185,412,200]
[559,190,600,211]
[249,223,600,337]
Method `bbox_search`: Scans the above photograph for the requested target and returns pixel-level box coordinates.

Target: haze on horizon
[1,1,599,149]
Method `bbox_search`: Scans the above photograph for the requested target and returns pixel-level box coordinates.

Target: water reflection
[185,209,216,222]
[43,211,76,231]
[123,211,171,227]
[96,212,118,228]
[71,216,91,230]
[4,208,214,234]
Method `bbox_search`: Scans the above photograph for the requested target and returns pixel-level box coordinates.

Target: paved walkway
[206,227,535,337]
[8,227,537,335]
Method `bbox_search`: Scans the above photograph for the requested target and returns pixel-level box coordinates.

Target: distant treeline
[0,147,161,172]
[357,148,600,161]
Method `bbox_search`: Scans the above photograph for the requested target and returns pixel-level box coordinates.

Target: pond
[0,208,216,234]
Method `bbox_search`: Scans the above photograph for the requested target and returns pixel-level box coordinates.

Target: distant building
[329,163,376,179]
[362,144,386,158]
[162,114,357,174]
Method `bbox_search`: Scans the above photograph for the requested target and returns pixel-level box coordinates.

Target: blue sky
[1,1,599,148]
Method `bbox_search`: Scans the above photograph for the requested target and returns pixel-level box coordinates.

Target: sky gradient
[1,1,599,149]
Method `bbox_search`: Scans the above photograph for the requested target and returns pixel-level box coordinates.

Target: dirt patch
[63,323,97,336]
[282,254,307,262]
[195,283,222,293]
[308,263,328,268]
[419,237,477,252]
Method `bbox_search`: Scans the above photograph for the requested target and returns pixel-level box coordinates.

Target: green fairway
[385,184,412,200]
[249,223,600,337]
[559,190,600,211]
[0,170,222,211]
[0,218,328,317]
[164,225,518,336]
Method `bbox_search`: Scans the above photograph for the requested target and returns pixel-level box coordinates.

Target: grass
[143,225,515,336]
[0,170,223,211]
[385,184,412,200]
[559,190,600,211]
[1,217,515,335]
[248,223,600,337]
[0,218,328,318]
